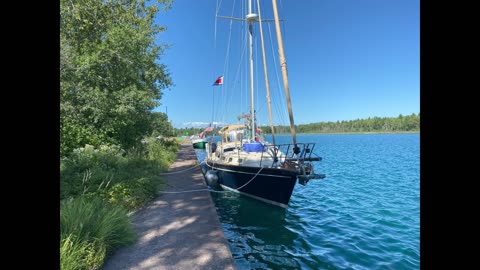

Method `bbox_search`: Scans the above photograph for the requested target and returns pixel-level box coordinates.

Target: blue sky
[154,0,419,128]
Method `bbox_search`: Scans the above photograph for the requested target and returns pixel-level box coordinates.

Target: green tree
[60,0,174,156]
[150,112,174,137]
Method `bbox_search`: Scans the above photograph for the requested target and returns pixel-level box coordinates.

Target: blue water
[195,133,420,270]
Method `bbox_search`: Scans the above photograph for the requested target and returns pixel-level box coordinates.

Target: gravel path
[102,140,236,270]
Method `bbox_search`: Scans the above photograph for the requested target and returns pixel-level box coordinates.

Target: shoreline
[268,131,420,135]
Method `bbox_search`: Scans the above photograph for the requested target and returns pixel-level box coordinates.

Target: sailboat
[204,0,325,208]
[191,125,213,149]
[191,134,208,149]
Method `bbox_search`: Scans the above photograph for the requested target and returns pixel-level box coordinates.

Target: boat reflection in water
[209,189,306,269]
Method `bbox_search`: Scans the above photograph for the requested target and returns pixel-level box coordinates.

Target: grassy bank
[60,137,180,270]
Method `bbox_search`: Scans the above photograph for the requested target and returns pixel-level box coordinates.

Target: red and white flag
[213,76,223,86]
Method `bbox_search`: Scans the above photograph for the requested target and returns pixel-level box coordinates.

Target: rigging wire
[213,0,291,128]
[218,0,237,125]
[216,1,251,127]
[226,27,248,124]
[267,22,288,127]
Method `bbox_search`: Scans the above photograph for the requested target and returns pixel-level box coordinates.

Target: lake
[195,133,420,270]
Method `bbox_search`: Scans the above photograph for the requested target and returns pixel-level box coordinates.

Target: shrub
[60,144,125,199]
[102,177,158,210]
[60,142,172,203]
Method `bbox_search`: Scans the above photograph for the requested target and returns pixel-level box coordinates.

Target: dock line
[159,160,205,175]
[158,167,264,194]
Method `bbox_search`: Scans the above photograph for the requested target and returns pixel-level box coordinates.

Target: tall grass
[60,137,180,270]
[60,197,135,270]
[60,233,105,270]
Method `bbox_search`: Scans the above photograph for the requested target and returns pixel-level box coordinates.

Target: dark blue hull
[205,161,298,208]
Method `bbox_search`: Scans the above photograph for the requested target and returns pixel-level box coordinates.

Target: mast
[246,0,257,141]
[256,0,276,145]
[272,0,298,147]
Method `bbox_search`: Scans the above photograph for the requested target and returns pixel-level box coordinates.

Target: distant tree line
[262,113,420,134]
[174,127,218,137]
[174,113,419,136]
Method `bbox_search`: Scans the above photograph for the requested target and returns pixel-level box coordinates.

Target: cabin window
[228,157,233,163]
[238,158,243,163]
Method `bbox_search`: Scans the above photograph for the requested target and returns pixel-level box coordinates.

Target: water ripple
[198,134,420,269]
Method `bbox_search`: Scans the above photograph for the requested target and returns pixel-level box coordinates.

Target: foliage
[60,0,179,268]
[60,197,135,270]
[60,234,105,270]
[60,0,174,156]
[60,138,179,269]
[150,111,175,137]
[60,144,125,200]
[174,126,219,137]
[259,113,420,134]
[143,136,180,162]
[103,178,154,209]
[60,140,178,210]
